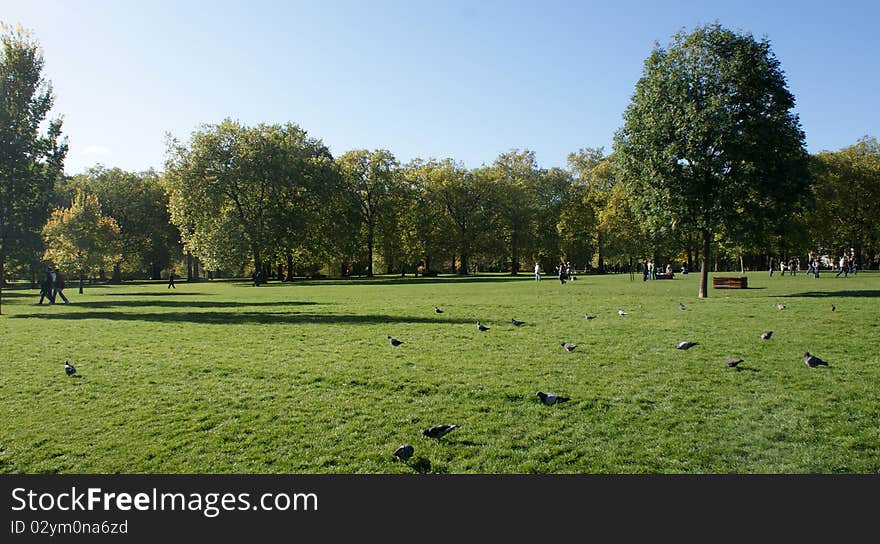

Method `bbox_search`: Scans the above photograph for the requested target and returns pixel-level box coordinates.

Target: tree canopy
[614,23,811,297]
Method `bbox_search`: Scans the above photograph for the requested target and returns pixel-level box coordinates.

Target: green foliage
[809,137,880,261]
[163,119,336,274]
[42,191,122,287]
[60,166,180,278]
[0,23,67,291]
[614,23,811,296]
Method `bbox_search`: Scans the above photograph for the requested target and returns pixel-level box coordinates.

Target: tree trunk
[286,252,294,281]
[79,273,85,295]
[740,254,745,275]
[459,252,469,275]
[699,230,710,299]
[366,224,374,277]
[186,252,193,281]
[112,261,122,284]
[193,256,200,281]
[0,249,4,315]
[450,254,456,274]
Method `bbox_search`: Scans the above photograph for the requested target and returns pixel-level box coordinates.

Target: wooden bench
[712,276,748,289]
[655,272,674,279]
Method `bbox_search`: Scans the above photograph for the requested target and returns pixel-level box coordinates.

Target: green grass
[1,271,879,473]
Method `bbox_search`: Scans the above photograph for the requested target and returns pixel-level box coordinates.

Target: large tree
[0,24,67,313]
[164,119,332,278]
[490,149,541,274]
[614,23,810,297]
[336,149,399,277]
[809,137,880,267]
[42,191,122,294]
[61,166,180,280]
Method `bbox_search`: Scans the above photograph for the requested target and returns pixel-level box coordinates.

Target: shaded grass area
[1,272,878,473]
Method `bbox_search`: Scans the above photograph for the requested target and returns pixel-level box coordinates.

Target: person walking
[836,255,848,277]
[534,262,541,281]
[38,268,55,304]
[52,268,69,303]
[768,256,775,277]
[558,263,566,284]
[167,272,176,288]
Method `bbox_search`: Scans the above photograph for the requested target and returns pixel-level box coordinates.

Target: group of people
[641,260,674,281]
[37,267,69,304]
[533,262,577,284]
[770,254,859,279]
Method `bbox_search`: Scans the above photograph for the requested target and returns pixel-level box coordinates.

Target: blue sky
[3,0,878,175]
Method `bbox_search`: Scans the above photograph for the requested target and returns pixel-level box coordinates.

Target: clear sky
[2,0,878,175]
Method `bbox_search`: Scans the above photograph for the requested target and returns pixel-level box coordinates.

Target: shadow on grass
[13,310,474,326]
[279,275,537,287]
[62,300,320,310]
[781,290,880,299]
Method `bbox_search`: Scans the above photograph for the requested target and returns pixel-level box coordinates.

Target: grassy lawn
[1,270,878,474]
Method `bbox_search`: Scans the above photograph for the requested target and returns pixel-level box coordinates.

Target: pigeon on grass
[561,342,577,352]
[618,309,627,316]
[64,360,77,377]
[393,444,414,462]
[434,306,443,314]
[511,318,525,327]
[675,341,697,350]
[536,392,570,406]
[387,336,403,346]
[584,313,596,320]
[760,331,773,340]
[422,424,459,439]
[477,322,490,332]
[803,352,829,368]
[725,357,744,368]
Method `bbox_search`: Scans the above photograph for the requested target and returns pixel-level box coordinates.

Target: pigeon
[387,336,403,346]
[476,322,489,332]
[830,304,836,312]
[725,357,744,368]
[511,318,525,327]
[434,306,443,314]
[675,341,697,350]
[618,309,627,316]
[803,352,829,368]
[584,313,596,320]
[422,424,459,439]
[393,444,414,462]
[776,303,785,310]
[561,342,577,352]
[679,302,686,311]
[760,331,773,340]
[64,360,77,377]
[536,392,570,406]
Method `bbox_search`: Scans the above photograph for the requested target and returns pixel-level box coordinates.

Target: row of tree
[2,22,879,309]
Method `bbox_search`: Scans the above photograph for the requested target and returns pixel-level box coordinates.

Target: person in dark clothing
[53,269,69,303]
[167,272,176,288]
[38,268,55,304]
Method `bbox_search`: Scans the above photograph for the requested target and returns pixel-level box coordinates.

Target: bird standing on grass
[477,322,489,332]
[536,392,570,406]
[803,352,829,368]
[830,304,836,312]
[64,360,77,377]
[393,444,414,462]
[618,309,627,316]
[776,303,786,310]
[584,313,596,320]
[675,341,697,350]
[760,331,773,340]
[725,357,744,368]
[561,342,577,352]
[387,336,403,346]
[679,303,686,311]
[511,318,525,327]
[434,306,443,314]
[422,424,459,439]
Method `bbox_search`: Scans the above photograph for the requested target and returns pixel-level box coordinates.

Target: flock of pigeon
[61,297,836,467]
[386,299,835,464]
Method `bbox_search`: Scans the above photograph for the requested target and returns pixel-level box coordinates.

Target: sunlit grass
[1,270,878,473]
